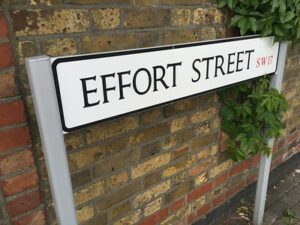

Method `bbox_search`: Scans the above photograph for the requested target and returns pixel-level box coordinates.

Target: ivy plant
[216,0,291,161]
[219,77,288,161]
[217,0,300,43]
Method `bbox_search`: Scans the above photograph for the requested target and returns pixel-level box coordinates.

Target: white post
[26,56,78,225]
[253,41,288,225]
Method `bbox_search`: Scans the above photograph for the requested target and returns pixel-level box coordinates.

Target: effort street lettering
[80,50,255,108]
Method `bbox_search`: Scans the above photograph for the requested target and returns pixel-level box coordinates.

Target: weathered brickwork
[0,0,299,225]
[0,9,45,225]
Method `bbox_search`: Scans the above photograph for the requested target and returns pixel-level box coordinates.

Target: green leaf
[229,15,243,27]
[261,22,273,36]
[297,22,300,39]
[279,0,287,12]
[249,17,258,32]
[262,0,271,3]
[281,12,295,23]
[234,7,249,16]
[260,98,269,107]
[272,0,280,12]
[252,0,260,9]
[217,0,228,8]
[240,139,249,151]
[228,0,237,9]
[274,25,285,36]
[236,133,247,141]
[281,23,293,30]
[237,148,246,160]
[238,17,251,35]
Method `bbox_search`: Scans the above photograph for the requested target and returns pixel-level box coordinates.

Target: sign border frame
[52,35,280,132]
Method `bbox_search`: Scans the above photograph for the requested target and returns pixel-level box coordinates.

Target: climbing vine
[219,77,288,161]
[216,0,293,161]
[217,0,300,43]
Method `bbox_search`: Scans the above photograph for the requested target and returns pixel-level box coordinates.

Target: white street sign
[51,36,279,132]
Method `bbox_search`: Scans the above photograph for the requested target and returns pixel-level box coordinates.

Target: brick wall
[0,9,45,225]
[0,1,299,225]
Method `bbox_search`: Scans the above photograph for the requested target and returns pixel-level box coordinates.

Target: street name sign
[51,36,279,132]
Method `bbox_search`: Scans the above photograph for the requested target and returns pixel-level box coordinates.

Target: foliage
[219,76,288,162]
[282,208,298,225]
[217,0,300,43]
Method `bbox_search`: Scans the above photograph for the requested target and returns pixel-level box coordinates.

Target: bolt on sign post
[26,36,281,225]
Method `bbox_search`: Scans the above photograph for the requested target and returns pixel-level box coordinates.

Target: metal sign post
[253,41,288,225]
[26,56,78,225]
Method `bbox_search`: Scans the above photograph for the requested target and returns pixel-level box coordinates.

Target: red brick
[272,143,279,153]
[214,172,229,187]
[189,165,204,177]
[0,14,9,38]
[196,204,211,217]
[12,209,45,225]
[189,159,212,177]
[246,173,257,185]
[139,208,169,225]
[7,191,42,217]
[171,198,185,212]
[230,161,249,176]
[2,169,38,196]
[219,141,227,153]
[176,221,186,225]
[213,194,225,206]
[0,126,31,152]
[187,204,211,224]
[187,212,197,224]
[220,132,229,141]
[0,44,14,68]
[252,154,260,166]
[225,181,244,199]
[219,132,228,152]
[0,101,26,126]
[277,139,286,151]
[187,182,212,202]
[0,73,18,97]
[287,130,298,144]
[0,149,34,175]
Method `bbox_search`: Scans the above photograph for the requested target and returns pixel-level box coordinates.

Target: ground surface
[217,164,300,225]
